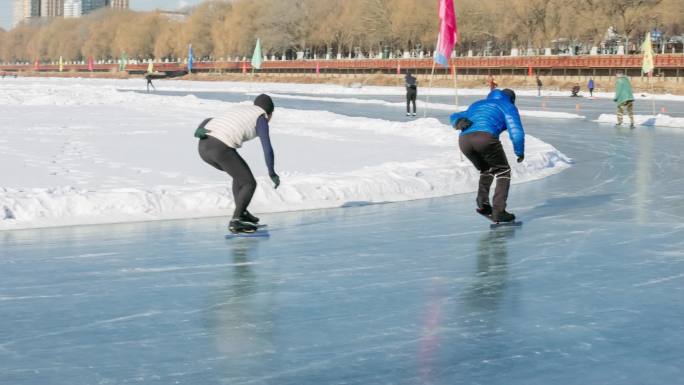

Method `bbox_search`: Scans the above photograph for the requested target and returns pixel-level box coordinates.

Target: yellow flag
[641,32,654,75]
[59,56,63,72]
[147,61,153,74]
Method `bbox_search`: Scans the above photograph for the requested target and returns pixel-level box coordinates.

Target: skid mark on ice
[633,273,684,287]
[0,311,162,348]
[54,252,119,260]
[119,262,260,274]
[0,294,68,302]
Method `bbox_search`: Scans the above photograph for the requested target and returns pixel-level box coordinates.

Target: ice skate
[229,219,258,234]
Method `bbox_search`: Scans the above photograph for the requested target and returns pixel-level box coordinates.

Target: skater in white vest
[195,94,280,234]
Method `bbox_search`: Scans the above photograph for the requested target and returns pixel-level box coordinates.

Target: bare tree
[1,0,682,62]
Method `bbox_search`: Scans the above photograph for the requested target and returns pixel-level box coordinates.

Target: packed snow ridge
[596,113,684,128]
[0,78,572,230]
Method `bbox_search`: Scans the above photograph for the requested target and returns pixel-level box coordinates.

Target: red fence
[2,54,682,74]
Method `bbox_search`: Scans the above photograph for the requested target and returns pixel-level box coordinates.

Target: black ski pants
[459,131,511,214]
[198,136,257,219]
[406,88,417,113]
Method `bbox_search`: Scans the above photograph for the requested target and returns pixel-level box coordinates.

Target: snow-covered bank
[0,78,571,230]
[596,113,684,128]
[263,93,586,120]
[5,77,684,101]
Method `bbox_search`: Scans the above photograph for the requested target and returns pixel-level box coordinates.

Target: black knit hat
[502,88,516,104]
[254,94,275,115]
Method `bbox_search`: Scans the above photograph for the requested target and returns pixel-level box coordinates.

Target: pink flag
[434,0,458,67]
[88,57,94,71]
[316,62,320,75]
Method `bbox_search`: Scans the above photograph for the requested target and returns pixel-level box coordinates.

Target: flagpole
[452,63,459,107]
[423,60,437,118]
[424,33,441,118]
[650,73,656,116]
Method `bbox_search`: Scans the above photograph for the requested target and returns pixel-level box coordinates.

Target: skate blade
[490,221,523,229]
[225,230,270,239]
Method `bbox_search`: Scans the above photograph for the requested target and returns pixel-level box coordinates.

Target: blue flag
[188,44,194,73]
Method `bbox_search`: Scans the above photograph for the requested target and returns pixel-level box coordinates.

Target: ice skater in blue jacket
[450,89,525,223]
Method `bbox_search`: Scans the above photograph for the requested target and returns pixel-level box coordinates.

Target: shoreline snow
[596,113,684,128]
[260,92,586,120]
[4,76,684,101]
[1,78,573,230]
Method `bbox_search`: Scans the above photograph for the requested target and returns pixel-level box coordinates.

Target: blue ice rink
[1,92,683,384]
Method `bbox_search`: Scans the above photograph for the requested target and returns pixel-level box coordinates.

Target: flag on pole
[251,38,263,70]
[188,44,194,73]
[147,61,154,74]
[88,57,94,72]
[119,53,127,71]
[641,32,655,75]
[34,59,39,70]
[434,0,458,67]
[59,56,64,72]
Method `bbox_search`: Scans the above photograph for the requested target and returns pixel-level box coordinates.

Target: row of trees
[0,0,682,62]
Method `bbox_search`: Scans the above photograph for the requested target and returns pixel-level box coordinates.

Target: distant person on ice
[571,83,581,97]
[613,72,635,128]
[405,71,418,116]
[486,75,498,91]
[449,88,525,223]
[195,94,280,234]
[145,73,156,93]
[588,78,595,97]
[536,75,543,96]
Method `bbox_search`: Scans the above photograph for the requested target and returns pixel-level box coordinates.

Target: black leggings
[198,136,257,219]
[406,88,417,113]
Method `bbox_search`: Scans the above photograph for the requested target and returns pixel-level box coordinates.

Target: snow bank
[4,76,684,101]
[0,78,572,230]
[596,113,684,128]
[264,93,586,119]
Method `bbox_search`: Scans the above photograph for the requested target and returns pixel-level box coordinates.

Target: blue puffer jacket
[450,89,525,157]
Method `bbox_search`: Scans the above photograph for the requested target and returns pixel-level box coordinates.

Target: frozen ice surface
[1,88,684,385]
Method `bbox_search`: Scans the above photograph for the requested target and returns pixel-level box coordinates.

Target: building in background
[13,0,41,27]
[40,0,64,17]
[109,0,129,9]
[81,0,106,14]
[63,0,82,17]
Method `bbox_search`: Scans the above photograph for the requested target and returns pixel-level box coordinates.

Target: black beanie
[254,94,275,115]
[502,88,516,104]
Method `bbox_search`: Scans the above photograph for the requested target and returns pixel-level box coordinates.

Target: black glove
[455,118,472,131]
[517,155,524,163]
[270,173,280,189]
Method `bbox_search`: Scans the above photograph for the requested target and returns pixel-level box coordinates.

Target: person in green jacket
[614,72,635,128]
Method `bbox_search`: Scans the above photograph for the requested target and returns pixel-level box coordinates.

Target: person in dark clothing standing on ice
[536,75,543,96]
[588,78,595,97]
[450,89,525,223]
[195,94,280,234]
[145,73,156,93]
[405,72,418,117]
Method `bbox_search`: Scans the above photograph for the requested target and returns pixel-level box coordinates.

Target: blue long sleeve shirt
[256,115,275,176]
[450,89,525,157]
